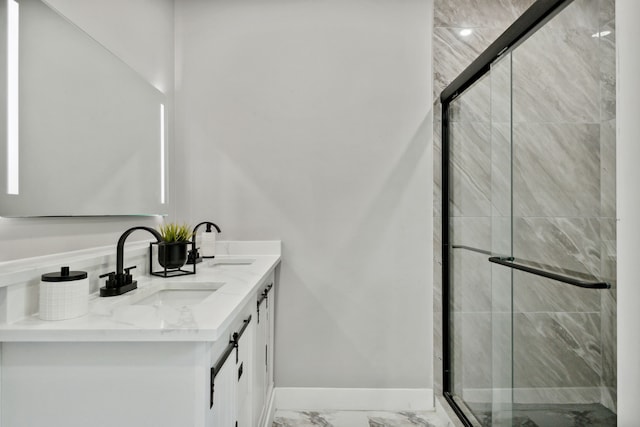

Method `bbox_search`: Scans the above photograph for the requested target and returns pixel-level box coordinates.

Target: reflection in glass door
[507,0,617,425]
[445,51,513,426]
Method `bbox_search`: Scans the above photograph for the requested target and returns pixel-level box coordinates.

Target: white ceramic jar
[39,266,89,321]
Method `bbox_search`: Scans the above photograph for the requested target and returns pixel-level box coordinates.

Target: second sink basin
[207,258,255,268]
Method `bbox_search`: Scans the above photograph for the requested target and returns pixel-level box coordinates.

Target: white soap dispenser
[200,223,219,258]
[187,221,221,264]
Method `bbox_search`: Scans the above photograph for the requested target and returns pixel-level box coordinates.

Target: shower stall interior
[441,0,617,426]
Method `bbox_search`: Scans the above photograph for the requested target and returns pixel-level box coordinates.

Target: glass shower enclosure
[441,0,617,426]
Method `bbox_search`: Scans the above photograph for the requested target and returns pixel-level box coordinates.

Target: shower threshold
[467,402,616,427]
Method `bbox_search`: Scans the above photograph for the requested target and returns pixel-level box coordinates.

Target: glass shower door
[447,51,514,426]
[505,0,617,424]
[488,52,514,427]
[444,1,617,426]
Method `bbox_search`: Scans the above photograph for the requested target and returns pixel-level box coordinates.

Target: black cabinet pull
[257,283,273,322]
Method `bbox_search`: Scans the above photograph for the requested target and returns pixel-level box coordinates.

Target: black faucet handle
[122,266,136,285]
[99,271,119,288]
[188,247,201,259]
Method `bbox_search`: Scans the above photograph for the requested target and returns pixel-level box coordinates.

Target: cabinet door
[252,296,268,426]
[266,283,275,393]
[236,322,252,427]
[210,352,236,427]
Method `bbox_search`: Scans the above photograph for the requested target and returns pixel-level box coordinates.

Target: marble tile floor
[468,402,617,427]
[273,410,453,427]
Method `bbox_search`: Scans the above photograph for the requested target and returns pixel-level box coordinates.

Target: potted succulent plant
[157,223,193,269]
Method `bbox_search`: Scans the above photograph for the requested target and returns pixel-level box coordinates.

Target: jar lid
[41,266,88,282]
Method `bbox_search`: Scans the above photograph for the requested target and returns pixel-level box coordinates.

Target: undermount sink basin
[125,282,224,308]
[207,258,255,268]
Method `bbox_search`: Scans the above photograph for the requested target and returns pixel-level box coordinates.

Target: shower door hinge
[497,46,509,57]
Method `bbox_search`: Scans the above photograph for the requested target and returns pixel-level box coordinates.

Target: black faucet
[99,226,163,297]
[187,221,222,264]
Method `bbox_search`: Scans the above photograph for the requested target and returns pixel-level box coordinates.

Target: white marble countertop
[0,242,280,342]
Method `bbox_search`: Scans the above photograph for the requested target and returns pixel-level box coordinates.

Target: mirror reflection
[0,0,167,217]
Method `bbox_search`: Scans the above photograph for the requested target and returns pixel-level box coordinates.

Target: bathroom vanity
[0,241,280,427]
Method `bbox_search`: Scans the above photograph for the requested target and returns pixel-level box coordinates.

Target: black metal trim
[443,393,474,427]
[440,0,573,104]
[237,315,252,338]
[488,257,610,289]
[210,339,234,409]
[210,366,215,409]
[257,289,268,308]
[256,282,273,323]
[210,315,252,408]
[211,344,234,381]
[440,1,577,425]
[441,102,451,396]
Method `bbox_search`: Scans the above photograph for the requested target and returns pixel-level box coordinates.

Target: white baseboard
[273,387,434,412]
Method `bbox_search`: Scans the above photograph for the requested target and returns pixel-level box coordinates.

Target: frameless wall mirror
[0,0,168,216]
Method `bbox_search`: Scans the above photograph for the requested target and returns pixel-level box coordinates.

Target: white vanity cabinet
[2,340,217,427]
[1,283,274,427]
[209,272,275,427]
[202,272,277,427]
[0,247,281,427]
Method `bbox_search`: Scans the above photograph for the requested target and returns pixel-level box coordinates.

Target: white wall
[175,0,433,388]
[0,0,175,262]
[616,0,640,424]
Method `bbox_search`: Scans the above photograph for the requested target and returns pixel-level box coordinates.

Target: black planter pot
[157,242,189,269]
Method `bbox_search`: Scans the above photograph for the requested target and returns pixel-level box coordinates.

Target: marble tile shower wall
[432,0,616,412]
[511,0,616,411]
